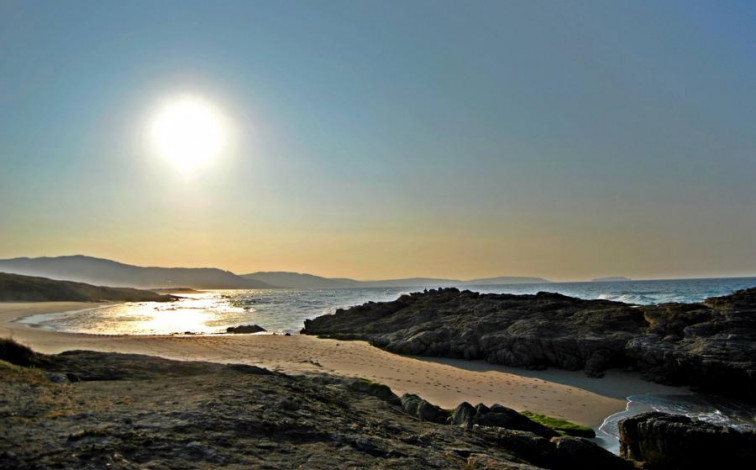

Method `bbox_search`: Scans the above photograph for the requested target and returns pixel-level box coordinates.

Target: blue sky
[1,0,754,280]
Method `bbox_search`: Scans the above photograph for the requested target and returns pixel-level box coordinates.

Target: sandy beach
[0,302,685,429]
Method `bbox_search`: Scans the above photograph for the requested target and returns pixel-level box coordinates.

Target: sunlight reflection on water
[16,277,756,336]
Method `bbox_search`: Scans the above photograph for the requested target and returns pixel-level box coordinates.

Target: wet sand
[0,302,686,428]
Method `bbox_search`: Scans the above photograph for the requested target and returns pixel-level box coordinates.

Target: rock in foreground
[302,287,756,399]
[0,344,629,469]
[618,412,756,469]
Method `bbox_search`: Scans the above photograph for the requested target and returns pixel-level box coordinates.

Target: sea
[18,276,756,336]
[17,276,756,450]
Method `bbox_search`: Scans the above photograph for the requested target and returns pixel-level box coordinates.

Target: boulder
[478,428,631,470]
[226,324,266,334]
[348,379,401,405]
[618,412,756,469]
[400,393,449,423]
[450,401,557,438]
[451,402,476,427]
[551,436,632,469]
[473,404,558,439]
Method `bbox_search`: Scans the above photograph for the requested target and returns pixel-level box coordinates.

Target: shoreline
[0,301,687,429]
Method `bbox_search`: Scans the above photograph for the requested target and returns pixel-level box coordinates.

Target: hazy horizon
[2,1,755,282]
[1,253,754,284]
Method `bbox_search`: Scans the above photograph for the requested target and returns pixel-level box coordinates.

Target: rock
[473,404,558,439]
[618,411,756,469]
[302,287,756,399]
[451,402,476,427]
[2,348,565,469]
[479,428,632,470]
[348,379,401,405]
[225,363,274,375]
[45,372,69,384]
[400,393,449,423]
[450,401,558,438]
[551,436,633,469]
[225,324,266,334]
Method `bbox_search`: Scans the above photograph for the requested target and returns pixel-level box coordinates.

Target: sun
[149,95,226,171]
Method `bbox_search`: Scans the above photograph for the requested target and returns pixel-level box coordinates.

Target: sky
[1,0,754,281]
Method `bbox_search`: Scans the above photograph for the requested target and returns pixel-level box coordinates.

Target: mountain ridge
[0,255,271,290]
[0,255,552,290]
[242,271,552,289]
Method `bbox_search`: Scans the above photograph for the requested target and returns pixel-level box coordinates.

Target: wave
[596,393,756,454]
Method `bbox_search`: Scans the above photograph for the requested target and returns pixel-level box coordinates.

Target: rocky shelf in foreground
[302,287,756,400]
[619,412,756,469]
[0,341,632,469]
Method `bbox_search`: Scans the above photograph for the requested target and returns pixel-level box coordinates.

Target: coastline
[0,301,686,430]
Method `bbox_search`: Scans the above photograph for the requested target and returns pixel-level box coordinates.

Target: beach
[0,301,685,429]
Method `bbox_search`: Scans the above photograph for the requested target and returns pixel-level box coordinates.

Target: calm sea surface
[19,276,756,336]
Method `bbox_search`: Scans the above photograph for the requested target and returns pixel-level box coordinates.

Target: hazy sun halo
[150,96,226,171]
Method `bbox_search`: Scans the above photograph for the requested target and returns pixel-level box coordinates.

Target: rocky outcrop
[1,345,632,469]
[302,287,756,399]
[400,393,450,424]
[478,428,633,470]
[225,324,266,334]
[401,397,558,439]
[463,403,558,439]
[618,412,756,469]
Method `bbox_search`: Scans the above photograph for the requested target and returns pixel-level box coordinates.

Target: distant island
[592,276,632,282]
[0,255,551,290]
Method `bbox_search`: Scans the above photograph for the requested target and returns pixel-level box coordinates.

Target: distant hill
[461,276,551,286]
[357,277,462,288]
[592,276,632,282]
[243,272,551,289]
[0,272,175,302]
[0,256,271,290]
[0,255,551,290]
[241,272,360,289]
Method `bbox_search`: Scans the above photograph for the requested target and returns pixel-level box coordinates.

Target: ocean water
[18,276,756,336]
[596,393,756,454]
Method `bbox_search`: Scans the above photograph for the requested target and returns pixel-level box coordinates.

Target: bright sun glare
[150,96,226,171]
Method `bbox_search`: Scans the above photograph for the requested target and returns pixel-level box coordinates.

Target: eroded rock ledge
[618,412,756,469]
[0,343,628,469]
[302,287,756,399]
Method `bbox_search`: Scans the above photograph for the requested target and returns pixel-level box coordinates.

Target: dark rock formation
[473,404,558,439]
[302,287,756,399]
[400,393,450,423]
[1,342,631,469]
[348,378,401,405]
[618,412,756,469]
[225,324,266,334]
[452,402,476,427]
[478,428,633,470]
